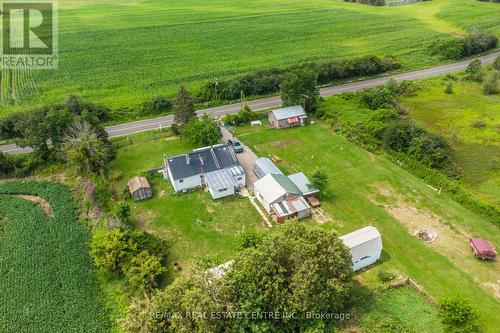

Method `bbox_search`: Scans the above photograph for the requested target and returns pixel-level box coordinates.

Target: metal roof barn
[288,172,319,196]
[340,226,383,271]
[254,157,283,178]
[270,105,307,120]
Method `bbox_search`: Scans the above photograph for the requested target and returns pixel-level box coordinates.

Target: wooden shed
[128,176,152,201]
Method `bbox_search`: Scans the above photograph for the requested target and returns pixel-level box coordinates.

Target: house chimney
[185,154,190,165]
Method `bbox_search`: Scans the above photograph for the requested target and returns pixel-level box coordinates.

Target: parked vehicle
[228,138,244,153]
[470,238,497,260]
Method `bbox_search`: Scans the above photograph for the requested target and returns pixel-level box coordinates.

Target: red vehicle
[470,238,497,260]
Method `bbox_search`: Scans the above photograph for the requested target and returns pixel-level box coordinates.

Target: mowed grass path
[238,124,499,332]
[401,76,500,206]
[2,0,499,116]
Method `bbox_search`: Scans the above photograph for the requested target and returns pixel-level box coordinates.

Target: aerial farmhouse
[268,105,307,128]
[340,226,383,271]
[163,144,245,199]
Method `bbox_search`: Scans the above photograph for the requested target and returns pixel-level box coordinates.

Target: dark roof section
[166,144,240,180]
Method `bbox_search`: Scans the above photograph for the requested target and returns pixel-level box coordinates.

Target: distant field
[401,75,500,206]
[1,0,499,116]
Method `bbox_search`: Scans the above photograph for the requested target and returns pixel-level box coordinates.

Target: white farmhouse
[164,144,245,199]
[340,226,383,272]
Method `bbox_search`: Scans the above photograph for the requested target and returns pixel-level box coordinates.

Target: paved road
[2,51,499,155]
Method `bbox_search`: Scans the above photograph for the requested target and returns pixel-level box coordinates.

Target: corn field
[0,181,109,333]
[0,68,38,106]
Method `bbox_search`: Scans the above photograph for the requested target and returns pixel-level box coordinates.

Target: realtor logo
[1,0,58,69]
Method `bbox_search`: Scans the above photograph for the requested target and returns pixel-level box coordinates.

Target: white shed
[340,226,382,272]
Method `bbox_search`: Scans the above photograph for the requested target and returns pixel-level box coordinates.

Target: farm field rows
[0,182,109,333]
[1,0,500,116]
[400,76,500,206]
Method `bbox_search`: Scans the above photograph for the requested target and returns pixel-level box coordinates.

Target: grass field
[235,123,499,332]
[0,182,109,332]
[400,75,500,206]
[109,134,267,277]
[352,285,443,332]
[1,0,499,116]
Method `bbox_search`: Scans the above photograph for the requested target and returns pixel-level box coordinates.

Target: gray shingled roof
[270,105,306,120]
[166,145,239,180]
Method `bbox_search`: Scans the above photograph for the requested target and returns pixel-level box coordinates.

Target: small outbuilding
[340,226,382,271]
[254,157,283,178]
[470,238,497,260]
[268,105,307,128]
[271,196,311,223]
[128,176,152,201]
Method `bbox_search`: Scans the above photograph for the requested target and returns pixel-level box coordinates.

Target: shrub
[471,120,487,128]
[463,32,498,57]
[183,115,221,146]
[444,82,454,94]
[482,72,499,95]
[465,59,483,82]
[139,95,172,116]
[438,297,480,333]
[427,37,465,60]
[383,122,424,152]
[493,55,500,71]
[378,270,396,283]
[361,87,397,110]
[224,104,258,125]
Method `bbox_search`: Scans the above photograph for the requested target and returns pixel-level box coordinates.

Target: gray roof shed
[270,105,307,120]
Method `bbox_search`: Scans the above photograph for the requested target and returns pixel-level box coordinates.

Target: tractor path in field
[2,50,499,155]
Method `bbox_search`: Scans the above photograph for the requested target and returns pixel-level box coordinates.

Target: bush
[438,297,480,333]
[471,120,487,128]
[197,55,400,102]
[139,95,172,116]
[444,82,454,94]
[377,270,396,283]
[482,72,499,95]
[426,32,497,60]
[223,104,258,125]
[493,55,500,71]
[383,122,424,152]
[465,59,483,82]
[361,87,397,110]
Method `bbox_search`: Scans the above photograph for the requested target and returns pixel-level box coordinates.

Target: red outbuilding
[469,238,497,260]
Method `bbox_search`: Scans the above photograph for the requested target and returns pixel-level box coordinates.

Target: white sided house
[164,144,245,199]
[340,226,383,272]
[268,105,307,129]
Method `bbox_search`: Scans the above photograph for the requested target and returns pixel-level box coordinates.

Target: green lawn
[400,75,500,206]
[109,134,267,277]
[1,0,499,116]
[351,285,444,333]
[237,123,499,332]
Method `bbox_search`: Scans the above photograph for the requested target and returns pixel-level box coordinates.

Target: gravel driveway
[221,127,259,190]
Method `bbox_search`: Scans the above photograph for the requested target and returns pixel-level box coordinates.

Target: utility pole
[214,78,219,100]
[300,94,309,112]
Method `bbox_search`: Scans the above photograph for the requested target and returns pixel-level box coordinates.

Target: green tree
[465,59,483,82]
[224,223,353,332]
[280,68,320,112]
[124,250,166,291]
[438,297,480,333]
[494,55,500,71]
[90,229,137,272]
[308,169,329,193]
[60,121,111,174]
[183,115,221,146]
[113,201,131,224]
[173,85,196,126]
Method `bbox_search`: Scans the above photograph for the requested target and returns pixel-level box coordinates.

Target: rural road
[2,51,499,155]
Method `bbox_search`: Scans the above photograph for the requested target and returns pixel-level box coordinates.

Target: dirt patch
[271,139,300,148]
[368,182,500,299]
[15,195,53,217]
[312,207,334,225]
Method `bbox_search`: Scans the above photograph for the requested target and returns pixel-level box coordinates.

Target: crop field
[1,0,499,116]
[236,123,499,332]
[0,181,109,333]
[400,75,500,206]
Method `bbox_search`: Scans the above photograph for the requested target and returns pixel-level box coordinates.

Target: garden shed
[128,176,152,201]
[268,105,307,128]
[340,226,382,271]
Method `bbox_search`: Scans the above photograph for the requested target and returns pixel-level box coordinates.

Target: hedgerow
[0,181,110,332]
